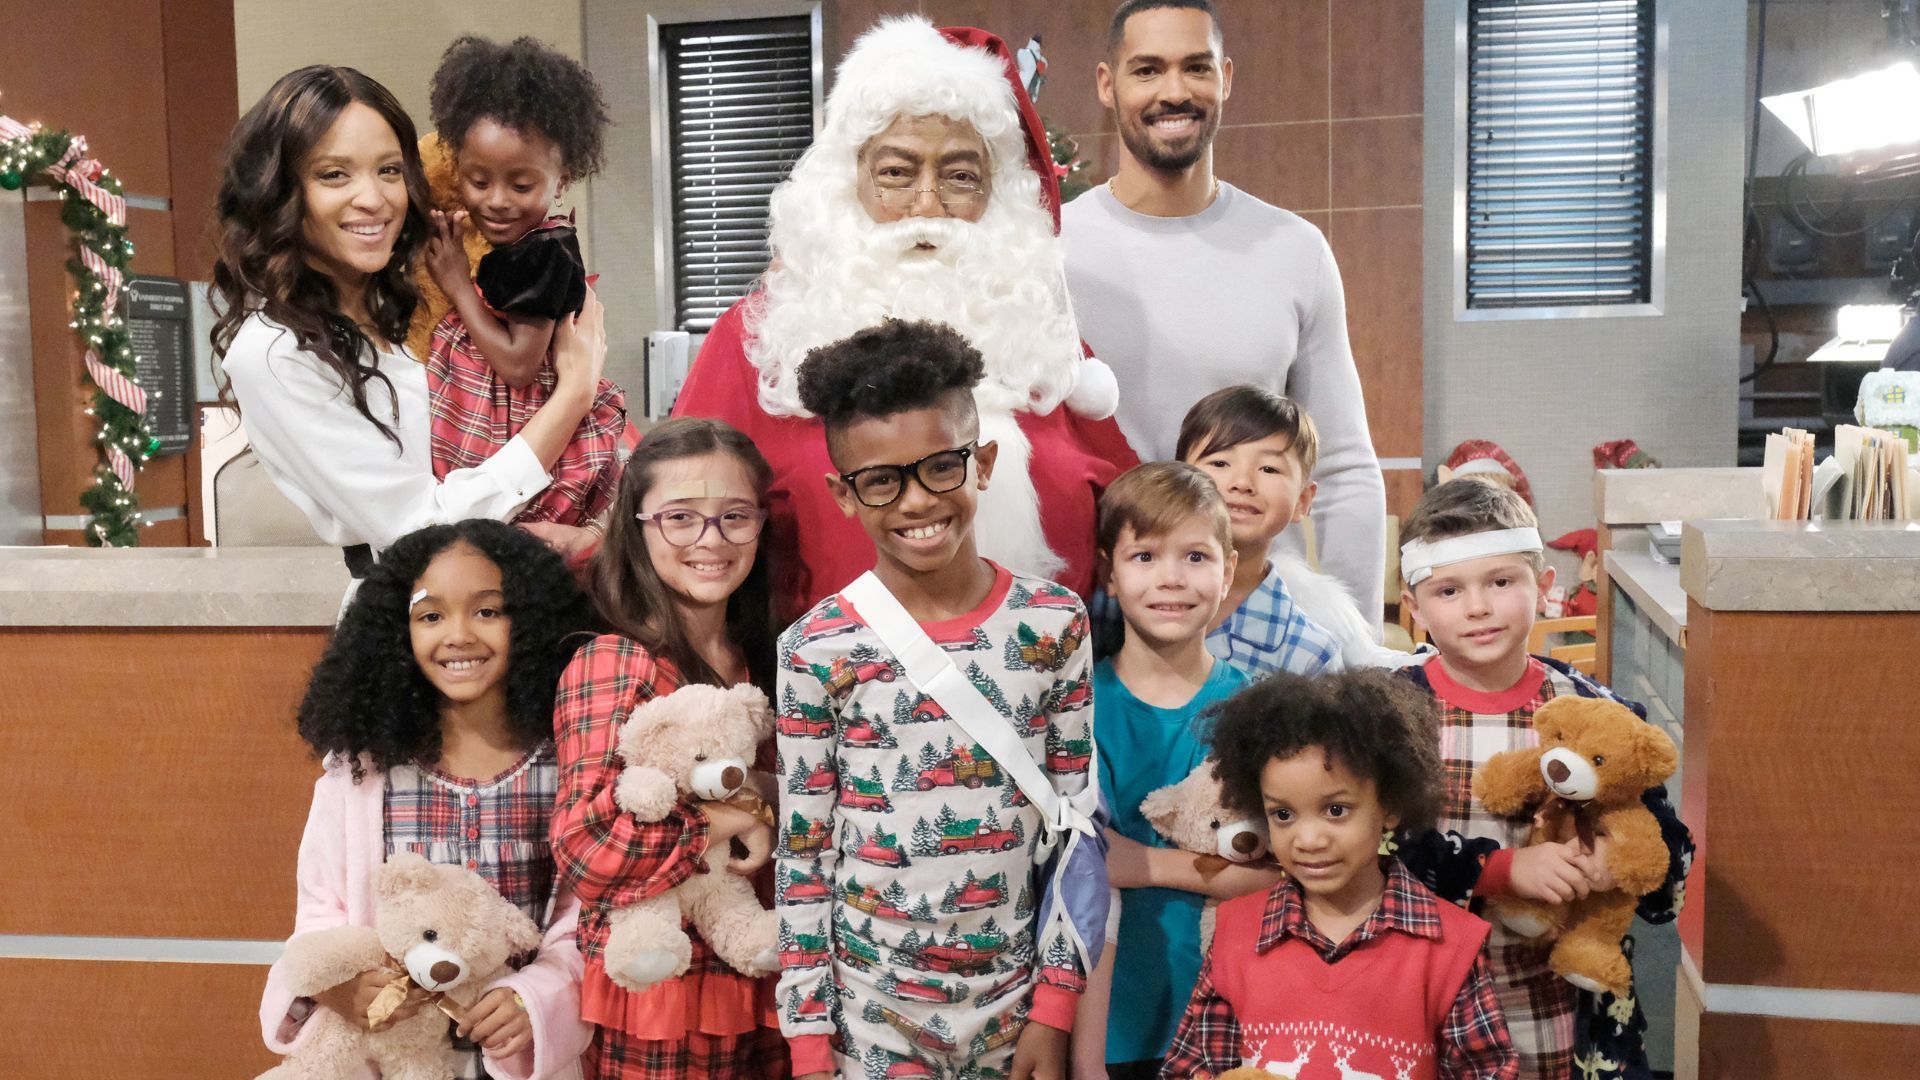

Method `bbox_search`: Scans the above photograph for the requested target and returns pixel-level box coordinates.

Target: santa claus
[672,16,1137,620]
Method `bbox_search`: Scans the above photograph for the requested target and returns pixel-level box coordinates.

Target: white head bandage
[409,589,429,609]
[1401,527,1543,587]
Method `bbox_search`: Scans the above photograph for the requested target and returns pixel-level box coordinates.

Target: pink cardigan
[259,761,592,1079]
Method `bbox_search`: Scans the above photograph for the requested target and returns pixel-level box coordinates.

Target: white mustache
[866,215,971,259]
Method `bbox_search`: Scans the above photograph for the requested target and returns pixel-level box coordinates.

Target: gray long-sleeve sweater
[1061,181,1387,621]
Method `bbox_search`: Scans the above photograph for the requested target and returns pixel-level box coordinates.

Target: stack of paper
[1828,425,1913,521]
[1761,428,1817,520]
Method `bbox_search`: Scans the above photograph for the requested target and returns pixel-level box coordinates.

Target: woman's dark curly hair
[210,65,432,446]
[1208,669,1444,833]
[429,35,610,180]
[298,519,592,781]
[797,319,985,459]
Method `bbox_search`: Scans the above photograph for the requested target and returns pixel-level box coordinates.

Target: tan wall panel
[0,629,327,941]
[161,0,240,282]
[0,958,278,1078]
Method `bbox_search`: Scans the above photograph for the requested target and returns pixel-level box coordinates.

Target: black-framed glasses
[634,507,767,547]
[839,444,976,508]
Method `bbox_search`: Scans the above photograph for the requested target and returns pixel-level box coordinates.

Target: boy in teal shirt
[1072,462,1287,1080]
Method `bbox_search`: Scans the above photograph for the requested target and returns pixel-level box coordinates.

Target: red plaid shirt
[1162,860,1516,1080]
[550,635,723,965]
[426,306,626,527]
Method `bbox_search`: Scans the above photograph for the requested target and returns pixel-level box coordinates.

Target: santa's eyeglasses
[867,168,987,212]
[837,444,977,507]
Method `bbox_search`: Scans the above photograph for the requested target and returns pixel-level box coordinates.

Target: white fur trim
[972,407,1064,580]
[1066,355,1120,420]
[1268,549,1378,669]
[827,17,1025,159]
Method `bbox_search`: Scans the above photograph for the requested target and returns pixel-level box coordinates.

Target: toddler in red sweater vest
[1161,671,1518,1080]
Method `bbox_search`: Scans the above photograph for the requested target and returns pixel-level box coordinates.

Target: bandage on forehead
[1401,527,1543,587]
[659,480,735,499]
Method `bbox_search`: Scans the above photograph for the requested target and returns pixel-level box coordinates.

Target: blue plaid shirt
[1090,565,1341,678]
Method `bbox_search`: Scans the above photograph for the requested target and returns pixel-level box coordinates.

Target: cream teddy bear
[1141,760,1272,950]
[261,852,542,1079]
[604,682,782,989]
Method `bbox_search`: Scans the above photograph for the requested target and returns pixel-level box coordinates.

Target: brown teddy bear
[260,852,543,1080]
[604,682,782,990]
[1472,695,1678,997]
[1140,759,1273,950]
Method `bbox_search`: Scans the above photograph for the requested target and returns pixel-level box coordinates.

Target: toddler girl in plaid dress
[422,36,627,542]
[550,418,791,1080]
[260,520,596,1078]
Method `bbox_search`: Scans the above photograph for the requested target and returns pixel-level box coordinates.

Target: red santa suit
[673,20,1137,620]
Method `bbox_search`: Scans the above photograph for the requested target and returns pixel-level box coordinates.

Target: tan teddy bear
[1141,759,1273,950]
[1472,695,1678,997]
[260,852,543,1080]
[604,682,782,990]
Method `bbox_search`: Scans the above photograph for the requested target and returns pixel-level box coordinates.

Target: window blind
[1465,0,1656,310]
[663,16,814,332]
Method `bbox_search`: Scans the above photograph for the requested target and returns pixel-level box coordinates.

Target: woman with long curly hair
[549,418,791,1079]
[260,519,595,1078]
[211,65,607,573]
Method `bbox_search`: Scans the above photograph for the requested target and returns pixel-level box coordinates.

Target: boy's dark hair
[298,519,591,782]
[1096,461,1232,558]
[1175,385,1320,476]
[1402,478,1545,576]
[1208,669,1443,833]
[430,35,610,180]
[796,319,985,462]
[1108,0,1224,54]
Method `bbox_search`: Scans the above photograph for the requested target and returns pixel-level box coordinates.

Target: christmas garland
[0,113,154,546]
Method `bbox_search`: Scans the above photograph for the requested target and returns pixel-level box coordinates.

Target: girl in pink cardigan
[261,520,596,1078]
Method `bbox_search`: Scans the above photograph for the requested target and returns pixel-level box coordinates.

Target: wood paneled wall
[827,0,1426,516]
[2,0,237,545]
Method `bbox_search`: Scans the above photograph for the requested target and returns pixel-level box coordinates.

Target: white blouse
[221,313,550,551]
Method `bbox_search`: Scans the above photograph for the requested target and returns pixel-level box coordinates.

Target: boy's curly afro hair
[1207,669,1444,833]
[298,519,592,781]
[429,34,609,180]
[796,319,985,451]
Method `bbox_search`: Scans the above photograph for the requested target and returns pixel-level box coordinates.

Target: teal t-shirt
[1094,656,1248,1063]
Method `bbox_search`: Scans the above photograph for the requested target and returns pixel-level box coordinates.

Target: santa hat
[1547,528,1598,559]
[1442,439,1534,506]
[826,17,1062,231]
[1592,439,1660,470]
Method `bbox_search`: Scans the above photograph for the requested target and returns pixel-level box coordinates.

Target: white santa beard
[973,407,1065,582]
[747,191,1084,419]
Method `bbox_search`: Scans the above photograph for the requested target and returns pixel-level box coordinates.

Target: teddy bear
[260,852,543,1080]
[1140,759,1273,950]
[1472,695,1678,997]
[604,682,783,990]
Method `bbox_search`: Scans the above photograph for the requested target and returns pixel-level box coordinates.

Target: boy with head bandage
[1391,479,1694,1080]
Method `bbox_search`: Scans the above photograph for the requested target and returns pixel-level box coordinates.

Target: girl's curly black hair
[1208,669,1445,833]
[298,519,592,781]
[429,35,610,180]
[211,65,432,446]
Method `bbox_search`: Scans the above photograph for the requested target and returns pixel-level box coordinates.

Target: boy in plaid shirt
[1394,480,1693,1080]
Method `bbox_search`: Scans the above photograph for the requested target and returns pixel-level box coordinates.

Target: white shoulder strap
[842,572,1094,842]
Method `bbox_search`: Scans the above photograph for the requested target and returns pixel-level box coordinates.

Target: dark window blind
[1466,0,1656,310]
[663,16,814,331]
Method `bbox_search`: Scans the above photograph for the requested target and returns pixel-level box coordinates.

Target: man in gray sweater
[1062,0,1387,623]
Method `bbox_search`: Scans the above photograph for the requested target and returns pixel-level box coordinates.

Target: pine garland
[1,117,154,546]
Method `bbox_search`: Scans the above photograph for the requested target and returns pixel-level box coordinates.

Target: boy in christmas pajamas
[774,321,1098,1080]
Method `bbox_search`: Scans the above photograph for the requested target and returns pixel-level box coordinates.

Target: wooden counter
[0,547,343,1076]
[1673,520,1920,1078]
